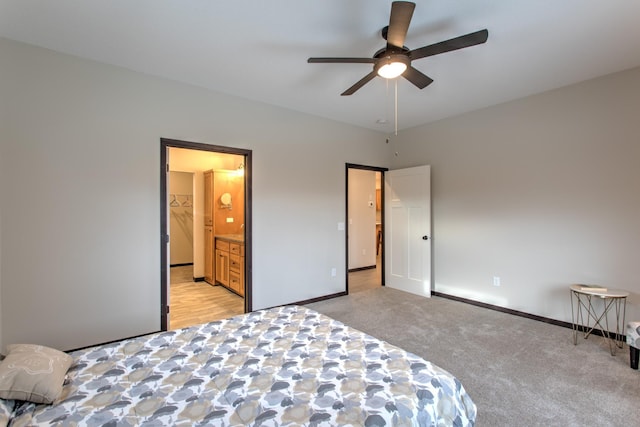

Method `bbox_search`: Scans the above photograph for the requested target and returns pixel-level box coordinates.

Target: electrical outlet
[331,268,337,277]
[493,276,501,287]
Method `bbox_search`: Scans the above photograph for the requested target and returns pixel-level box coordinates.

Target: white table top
[570,284,629,298]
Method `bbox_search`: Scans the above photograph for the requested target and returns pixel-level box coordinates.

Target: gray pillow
[0,344,73,404]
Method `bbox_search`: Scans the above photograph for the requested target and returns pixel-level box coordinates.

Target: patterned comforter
[5,305,476,426]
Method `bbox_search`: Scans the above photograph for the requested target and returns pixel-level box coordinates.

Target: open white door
[384,165,431,297]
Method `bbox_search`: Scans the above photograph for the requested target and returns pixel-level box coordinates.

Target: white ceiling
[2,1,640,132]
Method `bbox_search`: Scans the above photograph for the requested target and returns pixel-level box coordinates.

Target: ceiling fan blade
[403,66,434,89]
[386,1,415,48]
[409,29,489,60]
[308,57,376,64]
[341,71,378,96]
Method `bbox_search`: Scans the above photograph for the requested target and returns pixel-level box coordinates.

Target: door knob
[422,235,429,240]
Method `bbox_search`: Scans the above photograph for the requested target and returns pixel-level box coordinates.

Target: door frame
[160,138,252,330]
[345,163,388,293]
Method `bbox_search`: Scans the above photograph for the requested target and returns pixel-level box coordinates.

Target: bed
[1,305,476,426]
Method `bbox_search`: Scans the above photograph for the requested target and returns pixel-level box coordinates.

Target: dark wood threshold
[294,292,348,307]
[256,292,347,312]
[348,265,376,273]
[170,263,194,267]
[432,291,626,342]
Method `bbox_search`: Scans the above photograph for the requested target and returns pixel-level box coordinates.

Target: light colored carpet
[306,287,638,427]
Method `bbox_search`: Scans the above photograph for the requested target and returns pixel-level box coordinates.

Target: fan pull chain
[386,78,390,126]
[394,79,398,136]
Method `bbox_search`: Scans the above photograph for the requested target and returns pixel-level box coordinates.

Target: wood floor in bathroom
[169,266,244,330]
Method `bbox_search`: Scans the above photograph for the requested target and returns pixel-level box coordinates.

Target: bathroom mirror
[220,192,232,208]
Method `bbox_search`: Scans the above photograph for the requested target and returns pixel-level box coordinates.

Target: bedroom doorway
[346,164,387,293]
[160,138,252,331]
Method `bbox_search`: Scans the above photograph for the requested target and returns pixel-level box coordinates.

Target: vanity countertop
[215,234,244,243]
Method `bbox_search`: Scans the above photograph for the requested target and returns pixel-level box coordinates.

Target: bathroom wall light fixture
[235,162,245,177]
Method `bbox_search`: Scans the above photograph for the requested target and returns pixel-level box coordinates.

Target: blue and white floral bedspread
[6,305,476,426]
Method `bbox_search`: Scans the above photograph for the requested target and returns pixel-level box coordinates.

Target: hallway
[348,254,382,293]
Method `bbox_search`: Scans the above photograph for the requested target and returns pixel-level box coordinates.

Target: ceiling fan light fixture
[378,61,407,79]
[376,55,409,79]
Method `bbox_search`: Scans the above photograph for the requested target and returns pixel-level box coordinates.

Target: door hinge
[163,234,170,243]
[166,163,169,173]
[166,305,170,314]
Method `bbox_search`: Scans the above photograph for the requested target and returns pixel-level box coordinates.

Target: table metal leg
[570,290,627,355]
[571,290,578,345]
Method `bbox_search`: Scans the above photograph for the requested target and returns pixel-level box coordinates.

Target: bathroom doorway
[160,138,252,331]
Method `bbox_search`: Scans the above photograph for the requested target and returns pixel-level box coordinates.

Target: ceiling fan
[308,1,488,96]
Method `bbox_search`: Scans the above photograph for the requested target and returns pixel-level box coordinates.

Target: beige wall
[0,37,388,351]
[394,66,640,323]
